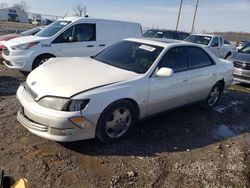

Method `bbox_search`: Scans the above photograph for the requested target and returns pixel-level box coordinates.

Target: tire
[32,54,54,70]
[202,83,224,109]
[96,100,137,143]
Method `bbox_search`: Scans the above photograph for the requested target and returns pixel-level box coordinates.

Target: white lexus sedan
[16,38,233,143]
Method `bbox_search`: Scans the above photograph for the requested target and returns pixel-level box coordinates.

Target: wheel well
[32,53,56,69]
[216,79,225,91]
[112,98,140,120]
[225,52,232,59]
[34,53,55,61]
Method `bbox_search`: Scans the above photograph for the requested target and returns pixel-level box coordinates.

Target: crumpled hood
[2,35,45,47]
[231,52,250,63]
[26,57,139,99]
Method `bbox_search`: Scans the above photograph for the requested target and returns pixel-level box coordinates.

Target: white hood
[26,57,139,99]
[2,35,45,47]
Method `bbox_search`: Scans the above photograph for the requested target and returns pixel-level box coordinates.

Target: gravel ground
[0,63,250,188]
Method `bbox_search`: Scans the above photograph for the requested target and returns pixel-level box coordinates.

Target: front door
[52,23,98,57]
[147,47,190,116]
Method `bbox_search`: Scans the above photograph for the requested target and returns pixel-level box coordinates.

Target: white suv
[2,17,142,72]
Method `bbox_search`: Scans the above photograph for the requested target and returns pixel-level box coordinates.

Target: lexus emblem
[31,81,36,86]
[242,63,247,68]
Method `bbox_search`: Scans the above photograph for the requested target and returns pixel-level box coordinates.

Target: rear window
[187,47,214,68]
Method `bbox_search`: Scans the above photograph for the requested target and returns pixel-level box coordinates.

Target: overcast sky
[1,0,250,32]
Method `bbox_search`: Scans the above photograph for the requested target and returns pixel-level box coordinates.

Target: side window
[180,33,189,40]
[224,40,231,45]
[73,23,96,42]
[53,26,73,43]
[211,37,219,47]
[159,47,189,72]
[172,32,180,40]
[163,31,173,39]
[187,47,214,69]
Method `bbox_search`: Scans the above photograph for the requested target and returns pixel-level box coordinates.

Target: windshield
[35,20,71,37]
[21,27,41,36]
[184,35,212,45]
[93,41,164,74]
[239,43,250,54]
[143,30,164,38]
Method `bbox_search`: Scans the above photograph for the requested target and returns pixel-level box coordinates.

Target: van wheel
[96,100,137,143]
[32,54,54,70]
[202,83,223,109]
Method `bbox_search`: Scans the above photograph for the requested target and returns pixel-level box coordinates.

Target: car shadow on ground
[61,91,250,157]
[0,76,23,96]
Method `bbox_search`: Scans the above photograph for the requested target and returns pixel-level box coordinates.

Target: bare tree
[0,2,8,8]
[13,1,29,12]
[73,3,87,17]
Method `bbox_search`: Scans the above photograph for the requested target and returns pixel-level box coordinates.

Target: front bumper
[2,48,34,72]
[16,85,98,142]
[233,67,250,84]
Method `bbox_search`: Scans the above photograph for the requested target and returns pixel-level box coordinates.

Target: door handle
[211,73,217,76]
[182,79,188,82]
[86,45,94,48]
[99,44,106,47]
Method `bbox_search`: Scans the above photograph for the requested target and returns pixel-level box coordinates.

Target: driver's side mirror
[68,36,75,42]
[156,67,173,77]
[211,43,219,47]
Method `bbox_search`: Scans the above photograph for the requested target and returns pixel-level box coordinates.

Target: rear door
[52,23,97,57]
[148,46,190,116]
[186,46,218,103]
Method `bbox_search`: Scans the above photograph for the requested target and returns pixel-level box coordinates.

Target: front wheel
[96,100,137,143]
[32,55,54,70]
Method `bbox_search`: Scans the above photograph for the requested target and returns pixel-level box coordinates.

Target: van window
[172,32,180,40]
[159,47,189,72]
[53,23,96,43]
[73,24,96,41]
[180,33,189,40]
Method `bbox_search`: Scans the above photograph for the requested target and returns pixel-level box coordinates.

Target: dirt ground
[0,62,250,188]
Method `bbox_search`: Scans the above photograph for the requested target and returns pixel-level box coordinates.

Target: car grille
[22,82,38,100]
[233,61,250,70]
[234,74,250,81]
[3,46,10,56]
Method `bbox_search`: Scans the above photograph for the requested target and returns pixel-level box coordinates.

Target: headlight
[11,41,40,50]
[38,97,90,111]
[66,99,90,111]
[38,97,69,111]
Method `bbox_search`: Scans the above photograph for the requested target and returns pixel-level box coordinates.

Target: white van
[2,17,142,72]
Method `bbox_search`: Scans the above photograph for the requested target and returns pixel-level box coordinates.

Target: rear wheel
[203,83,224,109]
[96,100,137,143]
[32,54,54,70]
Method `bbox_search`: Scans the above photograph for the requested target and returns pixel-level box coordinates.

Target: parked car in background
[227,42,250,84]
[16,38,233,143]
[0,27,42,54]
[236,40,250,50]
[184,34,235,59]
[2,17,142,72]
[143,29,189,41]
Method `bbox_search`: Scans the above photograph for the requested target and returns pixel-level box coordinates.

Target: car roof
[189,34,218,37]
[125,38,199,48]
[58,17,140,25]
[145,29,189,34]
